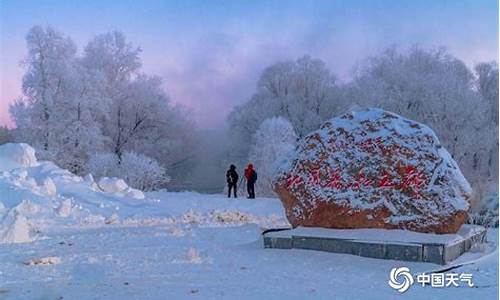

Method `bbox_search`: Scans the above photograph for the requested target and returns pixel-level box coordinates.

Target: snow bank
[0,143,288,245]
[0,209,34,244]
[0,143,38,171]
[0,143,150,243]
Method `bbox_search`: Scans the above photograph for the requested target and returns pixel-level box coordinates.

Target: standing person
[226,164,239,198]
[244,163,258,199]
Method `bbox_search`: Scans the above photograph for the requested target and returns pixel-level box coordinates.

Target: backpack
[251,170,257,183]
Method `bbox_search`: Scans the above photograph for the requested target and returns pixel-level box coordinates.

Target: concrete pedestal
[263,225,487,265]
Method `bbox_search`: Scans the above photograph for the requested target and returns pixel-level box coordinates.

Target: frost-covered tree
[348,46,498,200]
[10,26,107,173]
[475,62,499,125]
[229,55,339,138]
[227,55,343,167]
[81,31,142,160]
[81,31,141,92]
[52,63,107,173]
[228,48,498,202]
[81,32,197,186]
[473,61,499,199]
[85,153,118,179]
[10,26,197,189]
[248,117,297,196]
[11,26,78,157]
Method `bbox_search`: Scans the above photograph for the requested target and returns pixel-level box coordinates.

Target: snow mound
[0,143,153,242]
[24,256,61,266]
[0,209,34,244]
[0,143,288,246]
[0,143,38,171]
[98,177,129,193]
[98,177,145,199]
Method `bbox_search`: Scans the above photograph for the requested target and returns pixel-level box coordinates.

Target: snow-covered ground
[0,143,497,299]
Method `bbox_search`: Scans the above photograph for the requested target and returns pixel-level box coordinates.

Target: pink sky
[1,0,498,129]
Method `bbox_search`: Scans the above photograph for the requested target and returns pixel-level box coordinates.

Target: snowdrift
[0,143,38,171]
[0,143,288,244]
[98,177,145,199]
[0,144,145,244]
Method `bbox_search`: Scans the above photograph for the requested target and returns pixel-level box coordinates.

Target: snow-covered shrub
[119,152,170,191]
[468,192,499,228]
[86,153,118,179]
[248,117,297,197]
[87,152,170,191]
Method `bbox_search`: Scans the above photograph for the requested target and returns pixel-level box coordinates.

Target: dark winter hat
[230,164,236,170]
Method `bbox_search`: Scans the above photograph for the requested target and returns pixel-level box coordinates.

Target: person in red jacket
[244,163,258,199]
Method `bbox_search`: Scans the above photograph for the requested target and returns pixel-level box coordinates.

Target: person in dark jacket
[226,164,239,198]
[244,163,257,199]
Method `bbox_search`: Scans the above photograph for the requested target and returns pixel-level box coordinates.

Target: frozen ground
[0,144,497,299]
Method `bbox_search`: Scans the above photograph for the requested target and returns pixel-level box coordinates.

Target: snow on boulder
[273,108,471,234]
[98,177,145,199]
[0,143,38,171]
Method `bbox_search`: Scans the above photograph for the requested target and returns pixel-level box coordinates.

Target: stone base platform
[263,225,486,265]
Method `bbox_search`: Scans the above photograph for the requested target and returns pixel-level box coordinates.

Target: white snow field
[0,143,497,299]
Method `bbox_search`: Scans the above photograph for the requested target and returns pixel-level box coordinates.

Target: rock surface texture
[273,108,471,234]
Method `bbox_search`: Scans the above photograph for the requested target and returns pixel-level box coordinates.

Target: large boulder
[273,108,471,234]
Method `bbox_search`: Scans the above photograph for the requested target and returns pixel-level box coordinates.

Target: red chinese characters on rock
[285,174,303,190]
[287,164,427,197]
